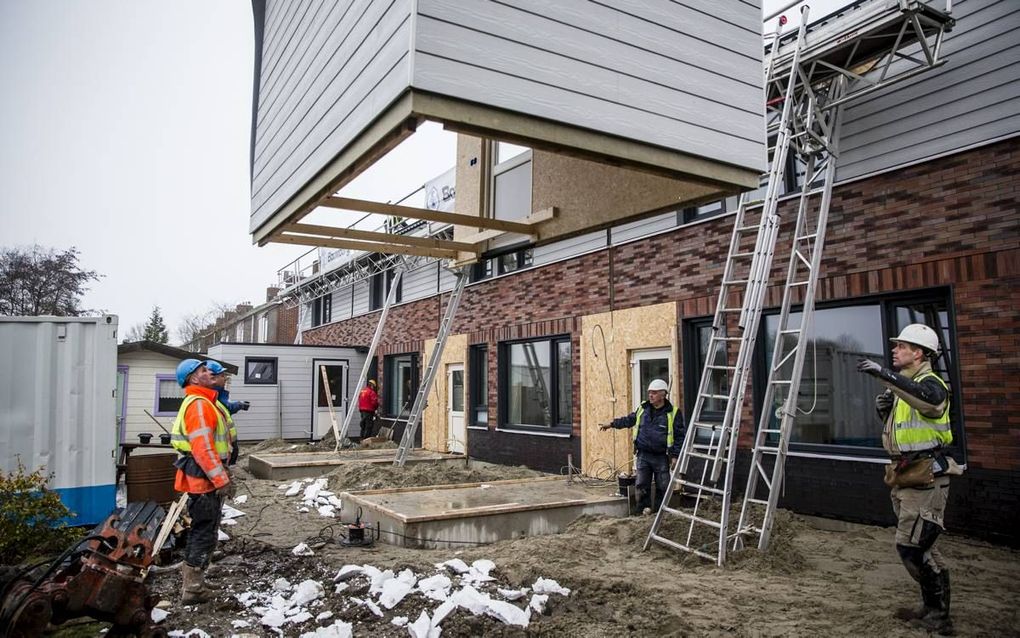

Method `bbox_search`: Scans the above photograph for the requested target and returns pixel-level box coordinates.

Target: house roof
[118,340,239,374]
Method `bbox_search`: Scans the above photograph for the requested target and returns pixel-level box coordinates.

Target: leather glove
[229,441,240,466]
[875,390,894,412]
[856,358,883,376]
[239,401,250,411]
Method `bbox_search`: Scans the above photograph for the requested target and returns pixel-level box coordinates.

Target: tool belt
[173,454,208,479]
[884,450,955,488]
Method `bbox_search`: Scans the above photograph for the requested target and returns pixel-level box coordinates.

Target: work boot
[910,568,953,634]
[180,563,213,605]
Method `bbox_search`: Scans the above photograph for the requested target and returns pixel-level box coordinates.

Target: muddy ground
[61,443,1020,636]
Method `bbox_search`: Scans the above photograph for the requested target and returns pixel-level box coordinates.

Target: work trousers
[360,410,376,438]
[185,491,222,569]
[891,475,950,572]
[635,451,670,512]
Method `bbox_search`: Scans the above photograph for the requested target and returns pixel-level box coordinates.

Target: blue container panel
[54,484,116,526]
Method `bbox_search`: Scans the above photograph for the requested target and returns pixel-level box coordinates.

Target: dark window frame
[312,294,332,327]
[244,356,279,385]
[469,344,489,427]
[383,352,420,417]
[746,287,964,460]
[497,335,573,433]
[370,267,402,310]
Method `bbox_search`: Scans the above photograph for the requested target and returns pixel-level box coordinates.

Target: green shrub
[0,460,83,565]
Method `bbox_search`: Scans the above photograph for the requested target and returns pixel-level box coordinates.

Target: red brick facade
[303,138,1019,538]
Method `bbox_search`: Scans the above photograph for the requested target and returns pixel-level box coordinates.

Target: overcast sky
[0,0,843,344]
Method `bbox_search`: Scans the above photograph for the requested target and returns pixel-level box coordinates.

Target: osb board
[422,333,468,453]
[580,303,679,473]
[530,150,726,242]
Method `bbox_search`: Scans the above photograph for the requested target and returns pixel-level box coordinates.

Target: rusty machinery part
[0,501,170,638]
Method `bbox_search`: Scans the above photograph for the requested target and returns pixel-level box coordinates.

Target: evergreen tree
[142,306,169,344]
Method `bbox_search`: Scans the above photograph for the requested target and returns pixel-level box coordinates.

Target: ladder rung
[745,498,769,507]
[662,506,723,529]
[721,279,748,286]
[648,534,718,562]
[756,446,782,454]
[677,480,726,496]
[701,393,730,400]
[796,233,817,241]
[685,450,719,461]
[706,364,736,371]
[770,379,793,385]
[780,329,801,335]
[731,251,754,258]
[758,428,782,434]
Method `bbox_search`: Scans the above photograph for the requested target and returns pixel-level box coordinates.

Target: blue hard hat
[205,360,227,376]
[176,358,205,387]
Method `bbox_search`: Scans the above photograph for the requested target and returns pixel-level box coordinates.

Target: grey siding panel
[352,280,370,316]
[251,0,413,230]
[610,211,678,245]
[438,264,457,292]
[209,344,366,441]
[837,0,1020,180]
[333,285,353,322]
[259,0,319,106]
[403,262,439,302]
[416,1,761,119]
[533,230,607,265]
[413,0,764,171]
[299,303,312,330]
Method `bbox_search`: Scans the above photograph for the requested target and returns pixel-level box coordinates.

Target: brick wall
[301,137,1020,518]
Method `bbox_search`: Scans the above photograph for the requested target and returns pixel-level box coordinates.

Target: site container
[0,315,119,525]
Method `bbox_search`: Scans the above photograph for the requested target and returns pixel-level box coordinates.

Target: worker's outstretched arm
[857,360,948,417]
[184,399,230,489]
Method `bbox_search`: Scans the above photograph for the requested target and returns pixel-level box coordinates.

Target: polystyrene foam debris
[407,611,440,638]
[485,598,531,628]
[231,619,251,628]
[418,573,452,601]
[315,611,333,621]
[221,517,237,526]
[531,577,570,596]
[290,580,325,606]
[298,507,310,513]
[334,565,362,581]
[379,576,413,609]
[437,558,470,574]
[529,594,549,614]
[431,599,457,626]
[167,630,211,638]
[260,608,287,628]
[317,505,335,517]
[497,587,528,601]
[291,543,314,556]
[288,610,313,624]
[350,597,384,618]
[284,482,302,497]
[217,529,230,541]
[272,578,292,592]
[303,479,328,501]
[327,495,343,508]
[471,559,495,577]
[233,494,248,504]
[221,504,246,519]
[391,616,409,627]
[237,591,257,607]
[150,608,169,623]
[449,585,489,615]
[368,568,394,594]
[334,583,349,594]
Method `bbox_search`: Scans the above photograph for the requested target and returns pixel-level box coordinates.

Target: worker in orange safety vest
[170,358,236,605]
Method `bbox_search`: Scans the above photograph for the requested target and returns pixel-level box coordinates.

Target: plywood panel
[530,151,721,241]
[421,333,468,453]
[579,303,679,473]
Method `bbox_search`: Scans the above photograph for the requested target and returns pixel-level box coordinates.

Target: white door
[314,360,348,440]
[447,364,466,453]
[630,348,672,408]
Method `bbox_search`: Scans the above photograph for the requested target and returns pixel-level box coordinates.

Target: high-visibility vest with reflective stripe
[215,400,237,441]
[893,371,952,452]
[633,404,679,450]
[171,394,231,460]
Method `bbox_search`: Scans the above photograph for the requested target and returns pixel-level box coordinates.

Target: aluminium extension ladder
[394,267,468,466]
[645,0,955,564]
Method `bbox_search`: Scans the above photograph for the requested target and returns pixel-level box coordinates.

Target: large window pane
[470,345,488,425]
[509,342,551,427]
[451,369,464,412]
[385,354,418,416]
[501,337,572,429]
[763,305,885,447]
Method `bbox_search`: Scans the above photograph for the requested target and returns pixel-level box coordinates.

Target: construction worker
[358,379,381,439]
[205,360,249,465]
[170,358,236,605]
[857,323,957,634]
[600,379,683,514]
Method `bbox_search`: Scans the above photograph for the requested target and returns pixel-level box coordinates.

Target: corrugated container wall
[0,316,119,525]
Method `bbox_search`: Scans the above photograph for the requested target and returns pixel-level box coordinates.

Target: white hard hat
[647,379,669,392]
[891,323,940,355]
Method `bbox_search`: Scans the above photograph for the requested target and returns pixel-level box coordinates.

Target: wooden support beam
[457,207,556,244]
[320,196,536,234]
[273,232,459,260]
[284,222,480,253]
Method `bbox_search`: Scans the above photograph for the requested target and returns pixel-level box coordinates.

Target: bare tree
[0,245,102,316]
[123,323,146,343]
[175,302,235,348]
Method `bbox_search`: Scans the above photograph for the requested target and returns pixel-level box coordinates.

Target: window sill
[495,426,572,438]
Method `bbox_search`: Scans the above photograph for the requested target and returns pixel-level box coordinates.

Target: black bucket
[617,473,635,497]
[159,433,172,445]
[138,432,152,444]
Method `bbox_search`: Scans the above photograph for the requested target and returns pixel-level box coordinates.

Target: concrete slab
[341,476,628,548]
[247,449,466,481]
